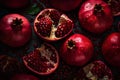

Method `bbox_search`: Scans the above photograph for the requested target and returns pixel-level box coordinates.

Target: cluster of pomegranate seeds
[49,10,61,26]
[34,8,74,41]
[35,17,52,37]
[91,61,112,78]
[74,60,113,80]
[84,61,112,80]
[55,19,73,37]
[23,43,59,75]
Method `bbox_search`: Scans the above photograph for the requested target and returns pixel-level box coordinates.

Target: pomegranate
[74,60,113,80]
[102,32,120,68]
[49,0,82,11]
[0,55,22,75]
[0,0,29,9]
[11,74,39,80]
[60,34,93,66]
[23,43,59,75]
[104,0,120,16]
[34,8,74,41]
[78,0,113,34]
[0,14,31,47]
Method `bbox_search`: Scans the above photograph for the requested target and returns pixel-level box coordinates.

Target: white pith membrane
[23,43,58,75]
[34,9,73,40]
[83,62,109,80]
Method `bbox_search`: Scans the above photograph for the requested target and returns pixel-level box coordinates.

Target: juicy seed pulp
[55,19,72,37]
[23,44,58,73]
[91,61,112,79]
[35,16,52,37]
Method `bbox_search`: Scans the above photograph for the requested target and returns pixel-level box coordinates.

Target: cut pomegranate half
[23,43,59,75]
[34,8,74,41]
[74,60,113,80]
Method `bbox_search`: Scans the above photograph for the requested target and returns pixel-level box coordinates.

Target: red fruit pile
[0,0,120,79]
[34,8,74,41]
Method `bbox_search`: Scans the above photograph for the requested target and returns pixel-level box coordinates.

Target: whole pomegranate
[0,0,29,9]
[34,8,74,41]
[60,34,93,66]
[49,0,82,11]
[0,14,31,47]
[102,32,120,68]
[78,0,113,34]
[11,74,39,80]
[74,60,113,80]
[23,43,59,75]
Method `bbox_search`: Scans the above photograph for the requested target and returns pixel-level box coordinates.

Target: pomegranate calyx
[67,39,75,49]
[94,4,104,15]
[11,18,23,31]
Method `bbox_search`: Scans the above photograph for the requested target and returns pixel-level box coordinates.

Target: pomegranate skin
[60,34,94,66]
[0,14,31,47]
[78,0,113,34]
[102,32,120,68]
[0,0,29,9]
[11,74,39,80]
[49,0,82,11]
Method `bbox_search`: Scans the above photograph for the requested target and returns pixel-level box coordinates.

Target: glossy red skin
[102,32,120,68]
[0,0,29,8]
[11,74,39,80]
[60,34,93,66]
[50,0,82,11]
[78,0,113,34]
[0,14,31,47]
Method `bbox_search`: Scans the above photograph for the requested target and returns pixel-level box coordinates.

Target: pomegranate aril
[40,56,48,62]
[55,20,72,37]
[50,53,57,63]
[37,15,44,21]
[49,10,61,25]
[47,63,54,68]
[35,17,52,37]
[90,61,112,79]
